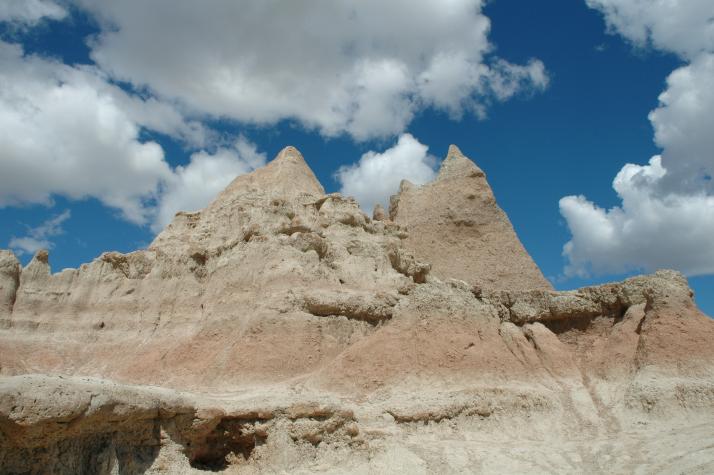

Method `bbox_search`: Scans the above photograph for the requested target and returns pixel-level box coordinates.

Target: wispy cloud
[9,209,71,256]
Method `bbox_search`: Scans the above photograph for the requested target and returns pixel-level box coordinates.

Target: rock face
[0,250,20,318]
[1,146,713,474]
[390,145,552,291]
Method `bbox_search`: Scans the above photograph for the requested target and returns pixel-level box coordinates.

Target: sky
[0,0,712,315]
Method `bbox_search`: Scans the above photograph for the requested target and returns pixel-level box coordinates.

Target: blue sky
[1,0,712,315]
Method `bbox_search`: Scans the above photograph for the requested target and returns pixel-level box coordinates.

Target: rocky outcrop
[389,145,552,291]
[480,269,693,324]
[0,145,713,474]
[150,145,325,254]
[0,250,20,318]
[301,289,399,323]
[0,375,362,474]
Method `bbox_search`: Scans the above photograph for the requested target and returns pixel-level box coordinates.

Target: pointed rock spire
[151,145,326,249]
[274,145,305,163]
[202,145,325,214]
[389,145,552,291]
[446,144,465,161]
[23,250,51,281]
[448,144,461,155]
[235,145,325,197]
[437,144,485,181]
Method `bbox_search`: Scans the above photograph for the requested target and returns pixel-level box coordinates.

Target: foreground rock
[0,146,713,474]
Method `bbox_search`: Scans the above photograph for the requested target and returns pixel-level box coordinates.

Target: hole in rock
[187,418,266,472]
[542,304,630,336]
[543,314,597,334]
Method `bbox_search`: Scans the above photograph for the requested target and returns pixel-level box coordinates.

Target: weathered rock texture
[0,250,20,318]
[1,146,713,474]
[390,145,552,291]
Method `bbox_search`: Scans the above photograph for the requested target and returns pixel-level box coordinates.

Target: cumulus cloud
[9,209,71,256]
[649,54,714,193]
[0,41,260,231]
[561,1,714,277]
[154,137,266,231]
[0,41,171,225]
[0,0,66,25]
[560,157,714,276]
[73,0,547,140]
[336,134,437,213]
[0,1,551,242]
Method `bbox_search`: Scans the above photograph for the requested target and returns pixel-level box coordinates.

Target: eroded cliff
[1,146,713,474]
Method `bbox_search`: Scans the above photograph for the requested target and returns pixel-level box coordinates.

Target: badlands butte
[1,145,713,474]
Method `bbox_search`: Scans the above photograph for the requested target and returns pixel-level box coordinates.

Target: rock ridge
[0,145,713,474]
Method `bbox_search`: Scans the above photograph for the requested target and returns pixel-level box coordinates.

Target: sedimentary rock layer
[0,146,712,474]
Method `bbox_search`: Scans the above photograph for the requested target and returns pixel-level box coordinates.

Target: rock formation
[389,145,551,291]
[1,146,713,474]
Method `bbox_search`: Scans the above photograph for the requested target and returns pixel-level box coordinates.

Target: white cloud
[649,54,714,193]
[487,59,550,102]
[9,209,71,256]
[154,137,266,231]
[0,41,172,225]
[417,53,548,119]
[586,0,714,59]
[73,0,547,140]
[0,41,260,231]
[561,1,714,277]
[109,91,211,149]
[0,0,66,25]
[1,1,551,241]
[336,133,437,213]
[560,157,714,277]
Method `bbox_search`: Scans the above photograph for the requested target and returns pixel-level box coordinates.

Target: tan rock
[0,250,20,318]
[372,203,387,221]
[0,145,713,474]
[389,145,552,291]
